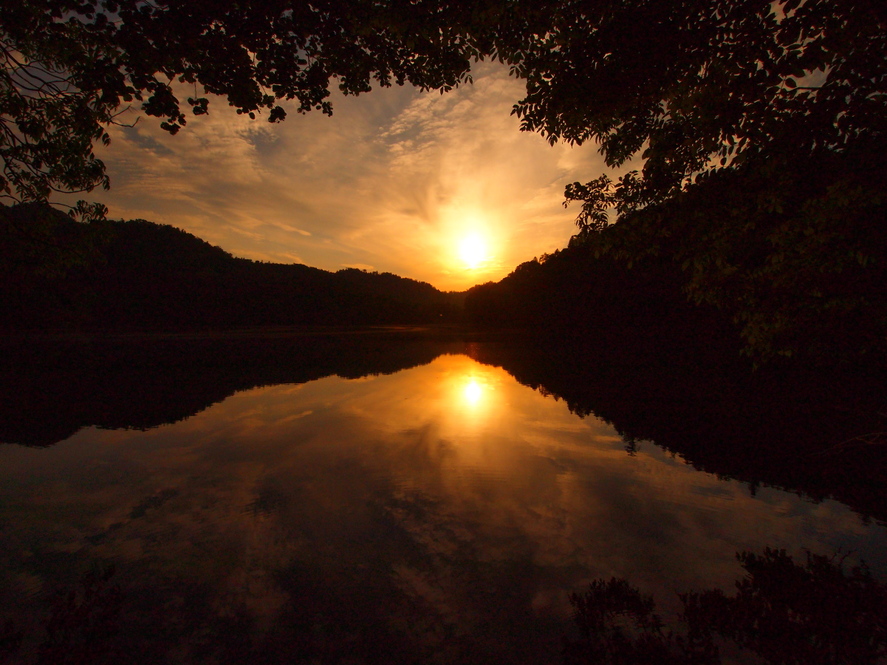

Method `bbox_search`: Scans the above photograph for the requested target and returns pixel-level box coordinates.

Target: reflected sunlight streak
[463,379,483,406]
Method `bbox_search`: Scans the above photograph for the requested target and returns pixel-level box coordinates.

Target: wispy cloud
[92,63,609,290]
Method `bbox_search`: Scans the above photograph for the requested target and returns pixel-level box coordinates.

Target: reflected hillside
[3,331,885,523]
[0,330,464,447]
[3,347,885,665]
[465,341,887,524]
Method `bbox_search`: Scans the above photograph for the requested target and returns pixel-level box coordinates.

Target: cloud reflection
[1,354,885,662]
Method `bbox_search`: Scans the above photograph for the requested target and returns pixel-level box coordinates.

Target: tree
[1,0,495,217]
[497,0,887,360]
[682,548,887,665]
[508,0,887,218]
[4,0,886,359]
[7,0,884,223]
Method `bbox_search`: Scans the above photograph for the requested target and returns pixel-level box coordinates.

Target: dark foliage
[564,578,718,665]
[0,203,462,331]
[467,191,887,365]
[582,137,887,363]
[1,0,492,216]
[5,0,884,219]
[519,0,887,360]
[465,235,744,362]
[683,549,887,665]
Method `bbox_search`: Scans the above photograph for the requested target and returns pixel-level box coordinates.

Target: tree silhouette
[4,1,886,358]
[7,1,884,217]
[682,549,887,665]
[1,0,486,216]
[0,203,462,330]
[499,0,887,361]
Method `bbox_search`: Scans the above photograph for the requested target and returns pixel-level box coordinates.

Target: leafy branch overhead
[3,0,885,216]
[523,0,887,219]
[7,1,884,216]
[2,0,886,361]
[0,0,490,216]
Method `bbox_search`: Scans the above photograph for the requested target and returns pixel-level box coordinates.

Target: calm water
[1,337,886,663]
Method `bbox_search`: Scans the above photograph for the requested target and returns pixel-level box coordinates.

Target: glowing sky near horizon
[89,62,610,291]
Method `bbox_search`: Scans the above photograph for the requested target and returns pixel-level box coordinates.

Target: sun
[459,233,487,270]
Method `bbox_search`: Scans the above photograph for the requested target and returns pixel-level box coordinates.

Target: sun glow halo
[459,233,488,270]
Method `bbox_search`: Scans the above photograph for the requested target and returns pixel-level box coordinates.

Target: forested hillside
[0,204,462,330]
[466,209,887,367]
[465,237,743,361]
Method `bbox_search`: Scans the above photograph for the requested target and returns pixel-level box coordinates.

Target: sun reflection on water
[463,379,483,406]
[437,358,504,436]
[3,349,887,665]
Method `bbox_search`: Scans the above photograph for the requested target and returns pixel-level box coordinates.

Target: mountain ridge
[0,203,465,331]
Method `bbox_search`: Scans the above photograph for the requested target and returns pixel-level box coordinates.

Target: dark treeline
[465,238,744,363]
[465,217,887,371]
[0,203,463,331]
[465,138,887,369]
[602,142,887,366]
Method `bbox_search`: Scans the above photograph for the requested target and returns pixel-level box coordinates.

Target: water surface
[1,342,885,663]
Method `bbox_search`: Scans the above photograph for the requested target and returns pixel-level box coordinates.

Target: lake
[1,330,886,664]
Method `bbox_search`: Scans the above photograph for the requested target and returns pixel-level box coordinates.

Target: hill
[465,238,745,363]
[465,222,887,368]
[0,204,462,331]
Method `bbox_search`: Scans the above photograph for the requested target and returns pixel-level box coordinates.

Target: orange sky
[89,62,611,291]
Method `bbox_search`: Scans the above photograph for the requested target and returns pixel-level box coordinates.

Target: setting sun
[459,233,488,270]
[437,203,509,286]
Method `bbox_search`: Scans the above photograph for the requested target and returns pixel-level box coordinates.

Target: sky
[90,61,609,291]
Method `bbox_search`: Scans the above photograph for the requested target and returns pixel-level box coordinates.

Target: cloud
[90,63,610,290]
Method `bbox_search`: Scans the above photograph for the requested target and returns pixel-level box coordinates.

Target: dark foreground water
[1,331,886,664]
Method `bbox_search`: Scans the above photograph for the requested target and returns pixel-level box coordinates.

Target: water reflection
[0,349,885,664]
[462,378,483,407]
